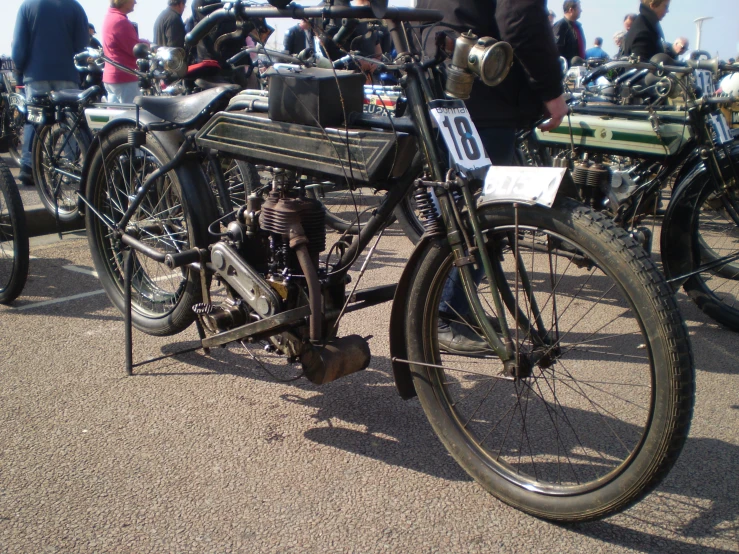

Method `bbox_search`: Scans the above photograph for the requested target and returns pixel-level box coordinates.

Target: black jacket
[284,24,311,55]
[552,17,585,62]
[154,7,186,48]
[621,4,664,61]
[416,0,563,128]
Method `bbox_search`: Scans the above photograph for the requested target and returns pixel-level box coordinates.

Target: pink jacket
[102,8,147,84]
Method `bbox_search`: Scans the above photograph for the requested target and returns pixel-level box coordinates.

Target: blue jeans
[440,127,517,321]
[22,80,79,169]
[104,82,139,104]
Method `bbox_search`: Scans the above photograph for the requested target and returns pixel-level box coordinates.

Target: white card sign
[481,166,567,208]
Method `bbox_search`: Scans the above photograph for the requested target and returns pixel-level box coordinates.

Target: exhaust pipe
[301,335,371,385]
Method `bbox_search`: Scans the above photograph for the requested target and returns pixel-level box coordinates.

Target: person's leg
[19,80,53,185]
[105,82,139,104]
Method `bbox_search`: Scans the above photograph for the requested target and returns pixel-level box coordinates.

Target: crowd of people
[549,0,690,64]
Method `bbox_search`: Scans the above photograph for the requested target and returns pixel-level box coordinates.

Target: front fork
[432,174,552,377]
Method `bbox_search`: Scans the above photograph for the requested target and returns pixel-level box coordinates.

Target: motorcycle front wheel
[404,199,694,522]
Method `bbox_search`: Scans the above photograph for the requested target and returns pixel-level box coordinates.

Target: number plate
[428,99,491,174]
[8,94,23,108]
[694,70,715,96]
[26,106,45,125]
[481,166,566,208]
[709,112,733,145]
[732,111,739,125]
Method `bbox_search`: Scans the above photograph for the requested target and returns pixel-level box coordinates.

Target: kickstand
[124,247,134,376]
[122,247,206,376]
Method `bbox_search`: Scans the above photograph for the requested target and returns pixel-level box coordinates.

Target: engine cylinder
[260,195,326,256]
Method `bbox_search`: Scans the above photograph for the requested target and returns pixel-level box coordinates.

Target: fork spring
[414,184,443,236]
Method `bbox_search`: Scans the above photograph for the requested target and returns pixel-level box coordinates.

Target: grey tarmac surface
[1,153,738,553]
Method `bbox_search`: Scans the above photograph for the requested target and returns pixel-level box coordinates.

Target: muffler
[301,335,371,385]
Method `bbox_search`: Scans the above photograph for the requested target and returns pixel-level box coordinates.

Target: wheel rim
[423,225,655,495]
[37,123,82,214]
[94,143,191,318]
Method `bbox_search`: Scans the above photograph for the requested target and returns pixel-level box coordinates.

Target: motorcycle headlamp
[445,31,513,99]
[156,47,187,78]
[468,37,513,87]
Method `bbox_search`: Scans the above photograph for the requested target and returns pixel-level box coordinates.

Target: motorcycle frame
[87,3,562,377]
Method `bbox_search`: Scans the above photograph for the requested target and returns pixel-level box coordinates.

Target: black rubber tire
[404,199,694,522]
[682,178,739,331]
[31,118,89,222]
[0,160,29,304]
[85,127,204,336]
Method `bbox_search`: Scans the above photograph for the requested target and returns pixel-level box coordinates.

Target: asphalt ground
[1,153,738,553]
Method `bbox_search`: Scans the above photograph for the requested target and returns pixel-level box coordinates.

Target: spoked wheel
[32,119,89,221]
[206,156,258,216]
[5,104,24,166]
[683,182,739,330]
[0,161,29,304]
[404,199,693,521]
[85,127,203,336]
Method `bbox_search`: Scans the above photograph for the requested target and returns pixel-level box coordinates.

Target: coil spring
[414,184,444,236]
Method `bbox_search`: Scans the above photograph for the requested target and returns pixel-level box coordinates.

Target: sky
[1,0,738,61]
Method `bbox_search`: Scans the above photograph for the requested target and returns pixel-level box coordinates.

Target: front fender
[389,233,437,400]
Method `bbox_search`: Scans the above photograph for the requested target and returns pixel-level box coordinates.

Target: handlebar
[581,59,693,87]
[185,3,442,48]
[687,59,739,73]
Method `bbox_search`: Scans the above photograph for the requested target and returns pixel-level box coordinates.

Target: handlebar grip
[185,8,231,48]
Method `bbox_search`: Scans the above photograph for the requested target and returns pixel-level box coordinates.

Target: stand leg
[195,318,210,354]
[124,248,134,376]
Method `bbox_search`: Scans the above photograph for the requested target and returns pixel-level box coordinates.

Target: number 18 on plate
[428,99,492,177]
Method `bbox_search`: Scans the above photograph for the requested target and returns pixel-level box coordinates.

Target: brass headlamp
[445,31,513,100]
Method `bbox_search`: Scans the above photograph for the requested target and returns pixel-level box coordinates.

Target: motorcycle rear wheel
[32,118,89,221]
[85,127,203,336]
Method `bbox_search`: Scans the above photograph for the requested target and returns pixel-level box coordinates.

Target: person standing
[154,0,187,48]
[11,0,89,186]
[585,37,609,60]
[621,0,670,61]
[283,19,313,55]
[553,0,585,62]
[102,0,149,104]
[89,23,102,49]
[667,36,689,59]
[415,0,567,352]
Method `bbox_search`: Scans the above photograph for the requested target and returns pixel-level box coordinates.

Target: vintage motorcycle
[80,1,694,522]
[521,56,739,330]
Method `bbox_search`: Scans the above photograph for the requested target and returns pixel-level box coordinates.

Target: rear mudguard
[389,233,436,400]
[661,143,739,288]
[80,116,219,247]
